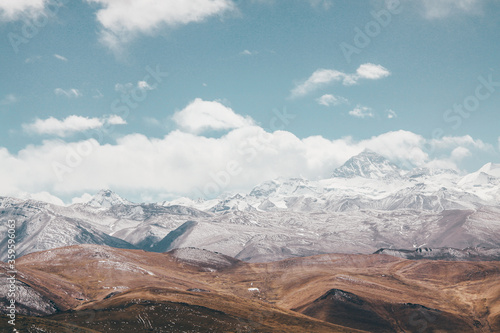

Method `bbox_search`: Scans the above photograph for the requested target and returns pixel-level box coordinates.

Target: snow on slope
[331,150,403,179]
[2,151,500,262]
[86,189,133,208]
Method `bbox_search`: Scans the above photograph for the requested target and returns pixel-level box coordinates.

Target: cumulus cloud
[71,192,93,204]
[54,88,82,98]
[172,98,255,134]
[348,105,374,118]
[355,63,391,80]
[106,114,127,125]
[450,146,471,161]
[0,0,47,21]
[2,125,492,204]
[419,0,484,19]
[86,0,235,50]
[291,63,390,97]
[317,94,348,107]
[22,115,126,137]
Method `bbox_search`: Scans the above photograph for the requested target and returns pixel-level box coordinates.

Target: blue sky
[0,0,499,204]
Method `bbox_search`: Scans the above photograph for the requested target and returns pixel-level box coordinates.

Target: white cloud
[71,192,93,204]
[348,105,374,118]
[356,63,391,80]
[115,81,155,94]
[386,109,397,119]
[54,54,68,61]
[317,94,348,107]
[0,94,18,105]
[54,88,82,98]
[23,115,126,137]
[0,0,47,21]
[291,63,390,97]
[137,80,154,90]
[172,98,255,134]
[0,128,491,203]
[106,115,127,125]
[114,83,133,94]
[240,50,253,55]
[0,121,494,204]
[86,0,235,50]
[450,146,471,161]
[291,69,345,97]
[429,135,490,151]
[3,100,496,203]
[419,0,484,19]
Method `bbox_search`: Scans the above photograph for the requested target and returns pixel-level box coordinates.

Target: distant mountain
[331,150,403,179]
[375,246,500,261]
[2,153,500,262]
[0,197,136,261]
[459,162,500,187]
[86,189,133,208]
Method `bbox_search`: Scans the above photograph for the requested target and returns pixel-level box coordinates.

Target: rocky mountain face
[1,151,500,262]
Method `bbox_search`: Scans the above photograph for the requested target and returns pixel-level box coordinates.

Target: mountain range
[1,150,500,262]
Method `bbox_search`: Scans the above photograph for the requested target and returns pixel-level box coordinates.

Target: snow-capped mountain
[197,151,494,213]
[331,150,403,179]
[2,151,500,262]
[86,189,133,208]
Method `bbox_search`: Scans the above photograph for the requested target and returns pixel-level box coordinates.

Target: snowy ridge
[1,151,500,262]
[331,150,403,179]
[86,189,133,208]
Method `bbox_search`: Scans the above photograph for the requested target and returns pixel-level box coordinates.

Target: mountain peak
[86,189,132,208]
[478,162,500,177]
[331,150,402,179]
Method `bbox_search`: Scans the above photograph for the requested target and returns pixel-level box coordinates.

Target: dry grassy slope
[5,245,500,332]
[0,315,101,332]
[50,287,361,332]
[10,245,364,332]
